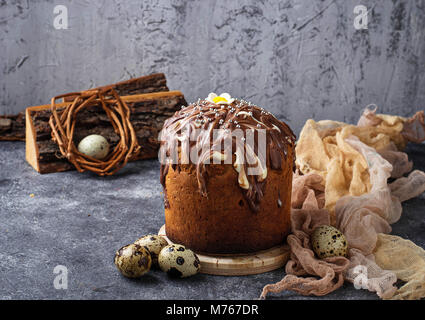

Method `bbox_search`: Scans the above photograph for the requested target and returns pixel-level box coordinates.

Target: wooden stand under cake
[158,225,290,276]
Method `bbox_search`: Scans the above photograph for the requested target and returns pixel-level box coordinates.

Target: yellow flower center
[213,96,227,103]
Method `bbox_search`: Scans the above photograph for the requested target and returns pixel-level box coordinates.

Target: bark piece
[63,73,169,102]
[0,112,26,141]
[0,73,169,141]
[26,91,186,174]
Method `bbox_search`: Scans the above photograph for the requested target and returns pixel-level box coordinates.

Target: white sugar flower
[206,92,235,105]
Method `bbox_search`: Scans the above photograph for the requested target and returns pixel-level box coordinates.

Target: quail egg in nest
[134,235,168,267]
[311,225,348,259]
[114,243,152,278]
[158,244,201,278]
[77,134,109,160]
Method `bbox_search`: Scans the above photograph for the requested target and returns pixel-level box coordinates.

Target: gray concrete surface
[2,0,425,134]
[0,141,424,300]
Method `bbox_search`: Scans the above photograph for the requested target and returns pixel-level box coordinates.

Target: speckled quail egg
[134,235,169,267]
[114,243,152,278]
[311,225,348,259]
[158,244,201,278]
[77,134,109,160]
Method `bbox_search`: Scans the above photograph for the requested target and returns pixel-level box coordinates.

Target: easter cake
[159,93,296,254]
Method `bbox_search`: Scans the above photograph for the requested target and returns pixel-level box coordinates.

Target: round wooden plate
[158,225,290,276]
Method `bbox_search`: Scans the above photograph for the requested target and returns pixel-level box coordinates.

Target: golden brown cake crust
[164,148,294,254]
[160,97,296,254]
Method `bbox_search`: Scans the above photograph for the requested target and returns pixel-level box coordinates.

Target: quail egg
[158,244,201,278]
[77,134,109,160]
[311,225,348,259]
[114,243,152,278]
[134,235,168,267]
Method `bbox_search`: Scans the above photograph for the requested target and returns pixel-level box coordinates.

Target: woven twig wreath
[49,87,140,176]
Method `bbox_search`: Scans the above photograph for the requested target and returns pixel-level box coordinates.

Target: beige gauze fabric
[336,136,425,299]
[295,114,414,224]
[261,107,425,299]
[357,106,413,178]
[260,172,350,298]
[374,234,425,300]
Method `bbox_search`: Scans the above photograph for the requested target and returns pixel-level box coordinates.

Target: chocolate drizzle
[159,98,296,212]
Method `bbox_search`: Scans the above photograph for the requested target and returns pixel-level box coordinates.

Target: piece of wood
[26,91,186,174]
[1,74,169,141]
[0,112,26,141]
[63,73,169,102]
[158,225,290,276]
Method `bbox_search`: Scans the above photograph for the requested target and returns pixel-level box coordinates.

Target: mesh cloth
[374,234,425,300]
[260,172,350,298]
[261,107,425,300]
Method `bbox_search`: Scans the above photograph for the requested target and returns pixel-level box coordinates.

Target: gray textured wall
[1,0,425,135]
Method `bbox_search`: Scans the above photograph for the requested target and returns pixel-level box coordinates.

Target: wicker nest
[49,87,140,176]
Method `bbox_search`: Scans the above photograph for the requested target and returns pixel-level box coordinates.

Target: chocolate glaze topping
[159,98,296,212]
